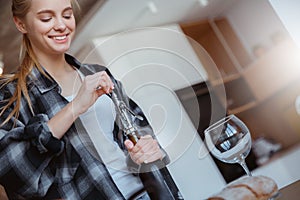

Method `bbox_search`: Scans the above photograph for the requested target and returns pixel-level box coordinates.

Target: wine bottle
[110,91,183,200]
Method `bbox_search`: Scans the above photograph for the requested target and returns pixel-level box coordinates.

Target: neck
[37,53,72,78]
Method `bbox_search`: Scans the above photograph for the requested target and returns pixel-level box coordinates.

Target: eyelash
[41,18,51,22]
[63,15,72,19]
[40,15,72,22]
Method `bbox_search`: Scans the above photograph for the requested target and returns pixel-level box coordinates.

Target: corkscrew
[110,91,143,144]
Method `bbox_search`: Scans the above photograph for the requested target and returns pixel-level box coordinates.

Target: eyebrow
[37,7,73,15]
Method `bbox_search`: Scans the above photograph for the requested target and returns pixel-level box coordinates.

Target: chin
[52,45,71,54]
[47,39,72,54]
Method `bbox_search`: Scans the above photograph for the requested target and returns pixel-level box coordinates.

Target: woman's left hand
[124,135,164,165]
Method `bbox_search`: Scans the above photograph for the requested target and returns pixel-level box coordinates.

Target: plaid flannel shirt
[0,54,169,200]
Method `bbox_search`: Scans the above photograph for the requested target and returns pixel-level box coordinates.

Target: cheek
[28,21,53,36]
[68,20,76,31]
[67,20,76,40]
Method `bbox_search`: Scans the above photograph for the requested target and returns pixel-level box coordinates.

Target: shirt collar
[29,54,83,94]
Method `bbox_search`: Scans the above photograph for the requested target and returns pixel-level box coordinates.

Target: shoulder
[80,63,117,84]
[65,54,121,89]
[65,54,112,76]
[80,63,107,74]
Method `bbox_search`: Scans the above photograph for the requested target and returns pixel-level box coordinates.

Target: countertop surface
[277,180,300,200]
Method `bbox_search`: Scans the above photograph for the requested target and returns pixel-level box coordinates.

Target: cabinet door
[214,18,252,68]
[181,18,252,80]
[181,20,237,78]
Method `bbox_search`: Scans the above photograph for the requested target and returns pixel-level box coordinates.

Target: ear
[13,16,28,34]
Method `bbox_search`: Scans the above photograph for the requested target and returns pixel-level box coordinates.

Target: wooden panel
[198,29,237,76]
[243,38,300,101]
[238,77,300,148]
[187,38,221,82]
[215,18,253,67]
[180,20,212,39]
[181,21,237,76]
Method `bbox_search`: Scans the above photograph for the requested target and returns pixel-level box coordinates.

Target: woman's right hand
[72,71,114,116]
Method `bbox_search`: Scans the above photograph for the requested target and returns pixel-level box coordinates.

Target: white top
[65,70,143,199]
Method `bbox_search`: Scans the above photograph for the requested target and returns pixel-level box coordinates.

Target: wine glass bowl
[204,114,252,176]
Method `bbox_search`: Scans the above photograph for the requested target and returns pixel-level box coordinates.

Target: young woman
[0,0,172,199]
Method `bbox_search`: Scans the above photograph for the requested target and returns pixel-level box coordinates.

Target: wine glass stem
[239,159,252,176]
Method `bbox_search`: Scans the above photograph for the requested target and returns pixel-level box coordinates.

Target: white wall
[268,0,300,48]
[224,0,288,57]
[79,25,208,90]
[76,24,226,199]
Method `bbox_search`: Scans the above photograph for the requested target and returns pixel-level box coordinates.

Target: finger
[136,135,153,148]
[124,139,134,151]
[141,135,152,139]
[127,149,144,165]
[125,140,146,164]
[135,136,158,153]
[96,73,114,93]
[95,88,106,97]
[135,139,160,163]
[103,73,114,88]
[144,150,163,163]
[101,72,113,87]
[136,148,162,164]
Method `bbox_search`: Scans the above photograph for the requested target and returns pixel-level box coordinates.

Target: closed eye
[63,9,74,20]
[63,15,72,19]
[40,18,52,22]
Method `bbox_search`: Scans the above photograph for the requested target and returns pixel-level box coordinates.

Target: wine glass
[204,114,252,176]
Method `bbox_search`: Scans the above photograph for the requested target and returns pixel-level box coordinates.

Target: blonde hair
[0,0,80,127]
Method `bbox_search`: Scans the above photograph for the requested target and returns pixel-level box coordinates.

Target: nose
[54,17,67,31]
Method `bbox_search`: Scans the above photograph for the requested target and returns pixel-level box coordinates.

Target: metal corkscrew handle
[110,91,142,144]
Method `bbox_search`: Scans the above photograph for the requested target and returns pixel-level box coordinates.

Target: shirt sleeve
[24,114,64,155]
[0,113,64,197]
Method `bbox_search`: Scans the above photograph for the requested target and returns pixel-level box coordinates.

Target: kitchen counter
[277,180,300,200]
[252,144,300,189]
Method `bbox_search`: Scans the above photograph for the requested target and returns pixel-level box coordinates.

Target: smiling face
[15,0,76,57]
